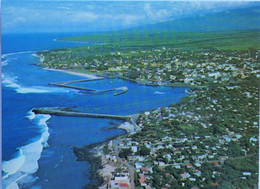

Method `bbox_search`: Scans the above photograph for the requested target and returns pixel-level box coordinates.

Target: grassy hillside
[60,6,260,50]
[62,30,259,51]
[134,5,260,32]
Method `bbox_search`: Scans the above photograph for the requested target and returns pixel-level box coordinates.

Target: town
[38,47,258,87]
[38,47,259,188]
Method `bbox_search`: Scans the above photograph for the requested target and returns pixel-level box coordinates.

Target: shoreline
[45,67,200,89]
[98,120,139,188]
[20,35,259,188]
[98,119,140,188]
[75,118,140,189]
[33,54,193,188]
[34,52,102,80]
[31,53,139,188]
[33,54,192,188]
[54,38,105,45]
[44,68,103,79]
[35,52,197,89]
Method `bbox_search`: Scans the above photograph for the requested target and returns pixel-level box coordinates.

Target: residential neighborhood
[100,76,258,188]
[39,47,259,188]
[3,2,260,189]
[38,47,259,87]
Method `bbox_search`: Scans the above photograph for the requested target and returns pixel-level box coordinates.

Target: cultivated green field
[61,30,260,51]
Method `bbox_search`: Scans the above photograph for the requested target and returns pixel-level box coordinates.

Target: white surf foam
[2,51,35,59]
[16,87,51,94]
[2,111,51,189]
[27,111,36,120]
[6,182,20,189]
[2,59,9,66]
[2,74,71,94]
[2,75,20,88]
[2,149,25,179]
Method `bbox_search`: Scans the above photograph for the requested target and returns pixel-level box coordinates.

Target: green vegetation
[61,30,260,50]
[36,9,259,187]
[61,5,260,51]
[125,74,259,188]
[102,144,112,154]
[38,39,259,87]
[136,146,151,156]
[119,148,133,160]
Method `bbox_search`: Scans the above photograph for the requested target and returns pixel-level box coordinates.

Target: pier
[49,78,103,85]
[49,78,128,96]
[32,108,131,121]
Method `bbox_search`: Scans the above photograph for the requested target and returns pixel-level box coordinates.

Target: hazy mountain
[130,6,260,33]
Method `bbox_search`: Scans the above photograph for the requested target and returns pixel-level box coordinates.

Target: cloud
[118,14,144,26]
[143,3,172,22]
[2,1,257,33]
[144,3,153,17]
[58,6,70,10]
[68,11,99,23]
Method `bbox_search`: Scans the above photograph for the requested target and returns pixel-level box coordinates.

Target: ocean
[1,32,189,189]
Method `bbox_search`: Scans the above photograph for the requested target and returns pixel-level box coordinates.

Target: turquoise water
[2,33,189,188]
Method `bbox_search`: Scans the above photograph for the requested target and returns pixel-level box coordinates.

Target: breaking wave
[2,111,51,189]
[2,74,71,94]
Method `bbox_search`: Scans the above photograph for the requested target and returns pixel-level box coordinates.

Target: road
[113,139,136,189]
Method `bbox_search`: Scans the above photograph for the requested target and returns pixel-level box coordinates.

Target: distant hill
[61,6,260,50]
[130,6,260,33]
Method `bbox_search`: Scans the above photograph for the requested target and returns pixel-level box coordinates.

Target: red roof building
[119,183,129,189]
[214,161,220,166]
[186,163,193,168]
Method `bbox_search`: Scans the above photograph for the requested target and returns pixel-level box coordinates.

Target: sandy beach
[44,68,103,79]
[33,53,102,80]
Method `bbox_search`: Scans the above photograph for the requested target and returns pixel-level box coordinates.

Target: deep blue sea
[2,32,189,189]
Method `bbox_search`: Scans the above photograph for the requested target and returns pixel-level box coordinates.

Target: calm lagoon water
[2,33,189,188]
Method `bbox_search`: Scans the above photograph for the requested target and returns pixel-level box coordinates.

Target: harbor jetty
[49,78,128,96]
[32,108,131,121]
[49,78,103,85]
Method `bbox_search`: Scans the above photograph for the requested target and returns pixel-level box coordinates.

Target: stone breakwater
[32,108,132,121]
[49,78,128,96]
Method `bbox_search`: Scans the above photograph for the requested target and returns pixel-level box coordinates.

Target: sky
[2,1,259,33]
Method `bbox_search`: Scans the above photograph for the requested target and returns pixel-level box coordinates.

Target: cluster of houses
[102,74,258,188]
[114,130,246,187]
[110,170,130,189]
[100,153,131,189]
[39,48,259,87]
[39,47,259,188]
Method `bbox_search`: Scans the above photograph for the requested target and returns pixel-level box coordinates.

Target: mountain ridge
[125,5,260,33]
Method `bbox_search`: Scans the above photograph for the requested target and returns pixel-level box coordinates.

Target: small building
[145,112,150,116]
[214,161,220,166]
[184,78,195,85]
[131,146,138,153]
[139,174,147,187]
[135,162,143,172]
[174,164,181,169]
[194,162,201,167]
[194,170,201,177]
[141,167,149,174]
[181,172,191,180]
[119,183,129,189]
[243,172,252,176]
[189,178,196,181]
[211,182,219,186]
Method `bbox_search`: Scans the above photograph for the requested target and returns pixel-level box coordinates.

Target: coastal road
[113,139,136,189]
[125,162,136,189]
